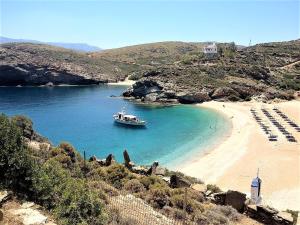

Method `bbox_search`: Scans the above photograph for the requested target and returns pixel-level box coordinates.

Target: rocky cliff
[0,43,134,86]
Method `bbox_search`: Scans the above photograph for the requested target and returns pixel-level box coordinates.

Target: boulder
[212,192,226,204]
[276,212,294,225]
[146,161,166,176]
[123,87,134,97]
[162,90,176,98]
[128,80,163,97]
[256,205,279,217]
[246,204,293,225]
[123,150,135,169]
[170,175,191,188]
[224,190,246,213]
[211,87,240,101]
[176,91,211,104]
[212,190,246,212]
[89,155,97,162]
[145,93,159,102]
[131,166,148,175]
[105,154,114,166]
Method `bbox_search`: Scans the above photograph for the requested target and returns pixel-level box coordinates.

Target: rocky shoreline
[122,77,294,104]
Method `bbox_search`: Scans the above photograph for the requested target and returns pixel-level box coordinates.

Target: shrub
[51,147,62,157]
[173,208,185,220]
[59,142,76,162]
[11,115,33,139]
[87,167,107,180]
[54,179,107,225]
[170,194,202,214]
[165,170,203,184]
[106,164,130,188]
[214,205,241,221]
[32,159,108,224]
[31,159,70,208]
[206,184,222,193]
[146,187,170,208]
[0,114,34,192]
[203,207,230,225]
[139,175,166,190]
[124,179,145,193]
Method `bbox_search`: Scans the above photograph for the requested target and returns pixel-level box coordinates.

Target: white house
[203,43,218,54]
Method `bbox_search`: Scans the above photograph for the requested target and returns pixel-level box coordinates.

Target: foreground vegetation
[0,113,246,225]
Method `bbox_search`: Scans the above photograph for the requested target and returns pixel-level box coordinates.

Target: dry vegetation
[0,114,260,225]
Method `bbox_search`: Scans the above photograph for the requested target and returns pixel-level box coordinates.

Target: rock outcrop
[246,205,294,225]
[170,174,191,188]
[89,154,115,166]
[212,190,246,213]
[123,150,135,169]
[0,43,128,86]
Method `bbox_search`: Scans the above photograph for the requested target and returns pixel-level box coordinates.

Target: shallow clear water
[0,85,230,167]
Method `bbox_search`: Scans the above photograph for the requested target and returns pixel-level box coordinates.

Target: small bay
[0,85,230,167]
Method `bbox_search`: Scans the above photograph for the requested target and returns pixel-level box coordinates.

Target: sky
[0,0,299,49]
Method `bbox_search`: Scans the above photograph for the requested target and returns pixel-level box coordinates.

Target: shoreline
[108,77,136,86]
[167,105,233,171]
[177,100,300,211]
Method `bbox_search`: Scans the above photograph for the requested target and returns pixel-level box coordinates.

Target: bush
[206,184,222,193]
[203,209,229,225]
[214,205,241,221]
[59,142,76,162]
[53,179,108,225]
[170,194,202,214]
[87,167,107,180]
[146,187,170,208]
[31,159,70,208]
[11,115,34,139]
[139,175,166,190]
[173,208,185,220]
[106,164,130,189]
[0,114,34,192]
[32,159,108,224]
[124,179,145,193]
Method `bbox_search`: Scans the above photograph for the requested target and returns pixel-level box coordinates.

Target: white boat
[113,109,146,126]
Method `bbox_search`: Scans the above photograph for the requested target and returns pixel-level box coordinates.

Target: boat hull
[114,119,146,126]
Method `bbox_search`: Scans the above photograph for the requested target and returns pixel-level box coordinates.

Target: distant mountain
[0,36,102,52]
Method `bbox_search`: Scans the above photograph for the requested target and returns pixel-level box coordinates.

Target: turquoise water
[0,85,230,167]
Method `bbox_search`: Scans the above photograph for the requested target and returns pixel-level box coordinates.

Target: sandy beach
[108,77,136,86]
[179,100,300,211]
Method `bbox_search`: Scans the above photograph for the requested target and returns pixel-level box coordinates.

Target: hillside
[116,40,300,103]
[0,40,299,102]
[0,43,137,85]
[93,41,208,66]
[0,36,102,52]
[2,114,297,225]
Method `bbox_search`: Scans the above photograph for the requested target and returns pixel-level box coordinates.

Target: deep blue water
[0,85,230,167]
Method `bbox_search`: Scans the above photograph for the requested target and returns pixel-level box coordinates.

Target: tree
[0,114,34,192]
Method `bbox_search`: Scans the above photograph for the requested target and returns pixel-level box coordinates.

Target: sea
[0,85,230,168]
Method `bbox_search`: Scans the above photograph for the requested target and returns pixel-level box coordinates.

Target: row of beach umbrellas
[273,108,300,133]
[261,108,297,143]
[250,108,278,142]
